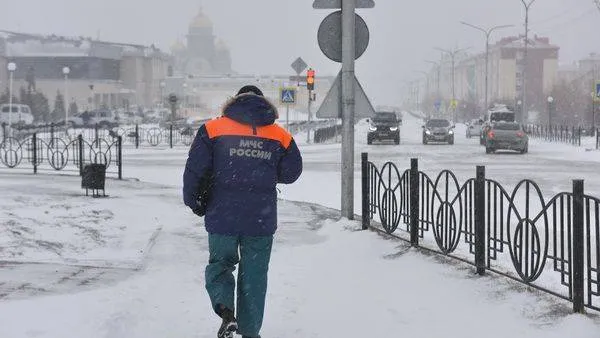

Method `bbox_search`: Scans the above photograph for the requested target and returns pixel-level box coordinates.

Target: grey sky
[1,0,597,106]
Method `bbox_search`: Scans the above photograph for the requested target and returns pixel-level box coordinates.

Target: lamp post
[547,96,554,126]
[62,66,70,126]
[460,22,514,113]
[415,71,430,101]
[7,62,16,130]
[520,0,537,124]
[159,81,166,108]
[425,60,441,113]
[435,47,470,122]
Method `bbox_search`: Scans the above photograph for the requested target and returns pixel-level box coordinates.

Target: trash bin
[82,163,107,197]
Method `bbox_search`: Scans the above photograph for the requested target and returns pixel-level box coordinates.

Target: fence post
[169,124,173,149]
[118,136,123,180]
[410,158,419,247]
[361,152,370,230]
[95,124,99,144]
[596,128,599,150]
[32,133,38,174]
[474,166,486,275]
[135,124,139,149]
[78,134,84,176]
[50,123,54,142]
[572,179,585,313]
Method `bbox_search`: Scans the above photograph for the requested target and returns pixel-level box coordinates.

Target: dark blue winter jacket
[183,93,303,236]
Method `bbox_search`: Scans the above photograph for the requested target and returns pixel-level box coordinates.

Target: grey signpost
[314,0,374,219]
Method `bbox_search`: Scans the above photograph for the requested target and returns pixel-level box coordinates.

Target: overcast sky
[1,0,598,106]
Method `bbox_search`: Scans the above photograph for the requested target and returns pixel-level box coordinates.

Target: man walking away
[183,85,303,338]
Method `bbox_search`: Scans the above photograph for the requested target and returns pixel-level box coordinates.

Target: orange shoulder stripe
[205,117,293,149]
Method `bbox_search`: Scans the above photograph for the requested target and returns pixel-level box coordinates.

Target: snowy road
[1,112,599,337]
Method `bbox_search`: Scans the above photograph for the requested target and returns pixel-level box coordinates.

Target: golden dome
[189,8,212,29]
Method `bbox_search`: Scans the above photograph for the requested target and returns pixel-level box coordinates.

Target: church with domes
[171,7,233,76]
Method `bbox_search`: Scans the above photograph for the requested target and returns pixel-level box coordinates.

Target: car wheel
[367,138,372,145]
[395,138,400,145]
[486,147,493,154]
[448,138,454,145]
[422,137,428,145]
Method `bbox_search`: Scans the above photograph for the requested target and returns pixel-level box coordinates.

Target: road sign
[434,100,442,111]
[450,99,458,110]
[317,11,370,63]
[316,70,375,118]
[596,82,600,98]
[291,57,308,75]
[168,93,178,104]
[313,0,375,9]
[280,88,297,104]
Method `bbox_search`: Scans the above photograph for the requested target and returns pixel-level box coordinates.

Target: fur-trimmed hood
[222,93,279,127]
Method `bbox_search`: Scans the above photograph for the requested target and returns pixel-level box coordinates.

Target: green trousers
[205,234,273,337]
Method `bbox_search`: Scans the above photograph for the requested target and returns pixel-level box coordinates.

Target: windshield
[493,123,521,131]
[426,120,450,128]
[373,113,396,122]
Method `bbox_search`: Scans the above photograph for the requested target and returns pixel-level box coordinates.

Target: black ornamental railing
[361,153,599,313]
[0,133,122,179]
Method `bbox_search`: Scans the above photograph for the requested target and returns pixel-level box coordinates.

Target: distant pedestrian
[183,85,303,338]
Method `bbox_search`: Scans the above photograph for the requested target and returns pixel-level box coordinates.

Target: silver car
[485,122,529,154]
[466,118,483,139]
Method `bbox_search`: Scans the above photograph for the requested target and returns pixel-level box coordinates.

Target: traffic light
[307,68,315,91]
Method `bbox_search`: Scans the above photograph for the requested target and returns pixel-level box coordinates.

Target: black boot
[216,306,237,338]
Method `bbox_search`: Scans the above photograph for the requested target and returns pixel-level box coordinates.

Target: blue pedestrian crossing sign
[596,82,600,99]
[280,87,297,104]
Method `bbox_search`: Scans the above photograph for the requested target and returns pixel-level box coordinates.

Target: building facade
[0,30,170,112]
[425,35,559,120]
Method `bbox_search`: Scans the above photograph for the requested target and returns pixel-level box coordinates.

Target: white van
[0,104,34,126]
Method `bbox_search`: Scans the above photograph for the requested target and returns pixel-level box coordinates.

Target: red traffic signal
[307,68,315,91]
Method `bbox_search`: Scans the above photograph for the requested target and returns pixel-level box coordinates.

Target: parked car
[466,118,484,139]
[367,112,401,145]
[422,119,455,145]
[0,104,34,126]
[485,122,529,154]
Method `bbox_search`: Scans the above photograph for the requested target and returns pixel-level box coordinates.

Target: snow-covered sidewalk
[1,172,599,337]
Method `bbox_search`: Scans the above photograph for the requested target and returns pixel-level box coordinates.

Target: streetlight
[547,96,554,126]
[435,47,470,121]
[460,21,514,113]
[7,62,16,130]
[159,81,166,108]
[425,60,441,111]
[62,66,70,127]
[520,0,537,124]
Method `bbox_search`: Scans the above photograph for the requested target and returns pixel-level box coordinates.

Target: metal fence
[361,153,599,313]
[0,133,122,178]
[524,125,588,146]
[314,124,342,143]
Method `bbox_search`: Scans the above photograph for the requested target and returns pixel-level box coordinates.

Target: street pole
[63,66,70,127]
[436,47,470,122]
[307,89,312,143]
[8,70,14,130]
[461,22,514,113]
[286,104,290,131]
[521,0,537,125]
[341,0,356,220]
[425,60,441,114]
